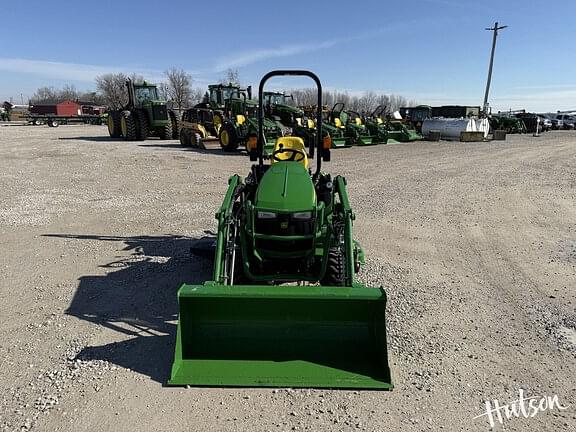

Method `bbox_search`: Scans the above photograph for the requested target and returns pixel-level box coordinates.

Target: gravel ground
[0,124,575,431]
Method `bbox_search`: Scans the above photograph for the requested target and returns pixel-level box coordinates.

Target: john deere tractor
[218,93,285,154]
[300,105,350,149]
[179,84,253,151]
[262,91,317,152]
[330,103,382,145]
[107,79,180,141]
[364,105,392,144]
[169,70,392,389]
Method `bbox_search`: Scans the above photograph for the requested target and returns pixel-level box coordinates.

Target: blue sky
[1,0,574,111]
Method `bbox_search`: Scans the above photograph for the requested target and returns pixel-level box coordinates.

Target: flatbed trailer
[27,114,106,127]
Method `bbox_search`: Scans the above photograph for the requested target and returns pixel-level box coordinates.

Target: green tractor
[218,93,286,155]
[263,91,317,153]
[300,105,350,149]
[193,83,252,137]
[169,70,392,389]
[364,105,393,144]
[330,103,383,146]
[107,79,180,141]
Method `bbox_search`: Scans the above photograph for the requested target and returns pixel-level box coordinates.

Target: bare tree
[221,68,240,86]
[95,73,129,109]
[165,68,193,110]
[30,87,59,104]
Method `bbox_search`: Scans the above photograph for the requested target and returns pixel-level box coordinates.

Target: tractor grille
[152,105,169,121]
[255,217,315,236]
[256,238,313,253]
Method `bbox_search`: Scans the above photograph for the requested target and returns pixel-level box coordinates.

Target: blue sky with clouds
[1,0,574,111]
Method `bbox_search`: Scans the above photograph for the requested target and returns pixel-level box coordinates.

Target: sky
[1,0,575,112]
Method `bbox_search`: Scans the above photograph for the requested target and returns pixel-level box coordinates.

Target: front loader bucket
[331,137,351,148]
[198,137,221,151]
[169,283,392,389]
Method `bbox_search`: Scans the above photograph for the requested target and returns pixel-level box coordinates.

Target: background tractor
[169,70,392,389]
[107,80,180,141]
[218,93,285,154]
[194,83,252,135]
[330,103,382,145]
[263,91,317,153]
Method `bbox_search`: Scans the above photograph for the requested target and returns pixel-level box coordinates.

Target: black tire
[170,111,181,139]
[320,248,346,286]
[179,129,191,147]
[120,110,137,141]
[219,122,239,151]
[134,110,149,141]
[159,118,173,140]
[107,112,122,138]
[47,119,59,127]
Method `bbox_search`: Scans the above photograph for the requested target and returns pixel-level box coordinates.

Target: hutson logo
[473,389,569,428]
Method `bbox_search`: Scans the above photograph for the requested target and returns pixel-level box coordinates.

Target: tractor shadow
[58,136,119,142]
[138,143,248,156]
[44,233,213,383]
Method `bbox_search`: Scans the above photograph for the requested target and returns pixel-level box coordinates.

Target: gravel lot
[0,124,575,431]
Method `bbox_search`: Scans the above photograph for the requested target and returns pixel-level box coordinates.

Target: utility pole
[483,22,508,114]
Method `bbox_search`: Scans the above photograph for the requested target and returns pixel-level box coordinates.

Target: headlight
[292,211,312,220]
[257,211,277,219]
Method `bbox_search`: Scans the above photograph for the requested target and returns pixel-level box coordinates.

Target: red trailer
[30,100,81,116]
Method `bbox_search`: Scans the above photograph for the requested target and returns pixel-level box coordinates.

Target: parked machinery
[168,70,392,389]
[107,80,180,141]
[329,103,384,146]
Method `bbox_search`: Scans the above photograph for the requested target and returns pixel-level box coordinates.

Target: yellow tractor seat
[376,117,383,124]
[334,118,344,128]
[272,137,308,169]
[355,117,363,126]
[236,114,246,125]
[307,119,315,129]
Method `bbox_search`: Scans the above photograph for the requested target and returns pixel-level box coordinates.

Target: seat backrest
[236,114,246,125]
[334,118,343,128]
[376,117,383,124]
[307,119,315,129]
[272,137,308,169]
[355,117,363,126]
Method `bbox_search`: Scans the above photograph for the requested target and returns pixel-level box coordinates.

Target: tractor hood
[255,162,315,211]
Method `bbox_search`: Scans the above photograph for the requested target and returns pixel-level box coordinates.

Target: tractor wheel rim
[120,117,127,137]
[107,116,115,135]
[221,130,229,145]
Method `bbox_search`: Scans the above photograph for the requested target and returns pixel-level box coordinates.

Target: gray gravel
[0,124,575,431]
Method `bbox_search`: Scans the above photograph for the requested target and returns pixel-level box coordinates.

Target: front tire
[320,248,346,286]
[120,110,137,141]
[219,122,239,151]
[107,112,122,138]
[169,111,181,139]
[134,110,149,141]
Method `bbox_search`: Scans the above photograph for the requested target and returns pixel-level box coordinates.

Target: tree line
[30,68,416,113]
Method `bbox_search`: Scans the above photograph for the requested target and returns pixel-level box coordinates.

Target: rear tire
[320,248,346,286]
[107,112,122,138]
[120,110,137,141]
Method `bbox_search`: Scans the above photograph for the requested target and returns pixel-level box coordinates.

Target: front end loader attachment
[169,283,392,389]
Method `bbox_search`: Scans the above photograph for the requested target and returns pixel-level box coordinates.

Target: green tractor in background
[218,92,286,155]
[107,79,180,141]
[330,103,383,146]
[169,70,391,389]
[193,83,252,138]
[363,105,393,144]
[299,104,350,149]
[263,91,318,153]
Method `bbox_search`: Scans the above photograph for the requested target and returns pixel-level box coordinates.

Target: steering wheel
[273,147,306,162]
